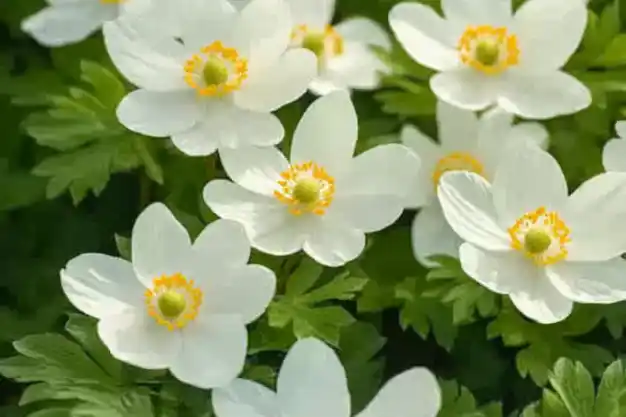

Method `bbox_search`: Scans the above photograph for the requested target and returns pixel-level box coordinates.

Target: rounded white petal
[116,90,199,137]
[498,71,591,120]
[308,77,347,96]
[491,144,568,227]
[437,100,479,152]
[303,222,365,267]
[290,91,358,175]
[179,0,237,51]
[411,203,462,266]
[103,20,188,91]
[132,203,192,286]
[442,0,512,26]
[235,49,317,112]
[213,379,279,417]
[564,172,626,261]
[547,258,626,304]
[203,180,309,256]
[22,2,114,47]
[60,254,144,320]
[616,121,626,139]
[389,3,459,71]
[335,17,391,49]
[431,69,501,111]
[505,122,549,150]
[509,272,574,324]
[400,125,441,208]
[321,43,387,91]
[171,123,220,157]
[170,315,247,389]
[602,138,626,172]
[193,219,251,267]
[98,308,181,369]
[276,338,350,417]
[437,171,511,251]
[220,147,289,196]
[202,265,276,324]
[460,243,534,294]
[356,368,441,417]
[513,0,586,71]
[285,0,334,27]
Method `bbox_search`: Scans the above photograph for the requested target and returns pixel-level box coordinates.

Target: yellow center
[291,24,344,64]
[184,41,248,97]
[432,152,485,187]
[302,33,327,57]
[145,273,203,330]
[274,161,335,216]
[508,207,571,265]
[100,0,123,3]
[458,25,519,75]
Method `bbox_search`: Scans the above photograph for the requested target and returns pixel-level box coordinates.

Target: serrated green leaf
[285,257,323,297]
[549,359,595,417]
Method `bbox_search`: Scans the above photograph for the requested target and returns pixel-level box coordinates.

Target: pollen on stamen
[458,25,520,75]
[184,41,248,97]
[274,161,335,216]
[145,273,203,331]
[432,152,485,188]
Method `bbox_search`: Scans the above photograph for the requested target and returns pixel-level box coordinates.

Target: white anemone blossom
[403,101,547,266]
[60,203,276,388]
[438,144,626,324]
[203,91,418,267]
[213,338,441,417]
[103,0,317,157]
[284,0,391,95]
[602,121,626,172]
[389,0,591,119]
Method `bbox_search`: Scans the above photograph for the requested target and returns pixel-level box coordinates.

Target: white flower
[389,0,592,119]
[438,144,626,324]
[104,0,317,157]
[404,101,547,266]
[212,338,441,417]
[603,121,626,172]
[285,0,391,95]
[60,203,276,388]
[203,91,418,267]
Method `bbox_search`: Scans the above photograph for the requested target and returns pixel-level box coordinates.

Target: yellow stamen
[184,41,248,97]
[274,161,335,216]
[145,273,203,331]
[290,24,344,64]
[432,152,485,187]
[458,25,519,75]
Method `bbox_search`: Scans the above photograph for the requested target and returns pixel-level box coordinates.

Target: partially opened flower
[203,91,418,267]
[104,0,317,156]
[603,121,626,172]
[60,203,276,388]
[403,101,547,266]
[438,145,626,324]
[389,0,591,119]
[285,0,391,95]
[212,338,441,417]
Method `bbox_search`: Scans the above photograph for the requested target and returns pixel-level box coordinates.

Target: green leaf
[285,257,324,297]
[549,358,595,417]
[593,34,626,67]
[594,360,626,417]
[292,305,356,344]
[438,380,502,417]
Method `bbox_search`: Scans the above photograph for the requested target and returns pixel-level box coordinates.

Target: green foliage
[438,380,502,417]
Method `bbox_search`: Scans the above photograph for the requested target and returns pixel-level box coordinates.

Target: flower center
[184,41,248,97]
[100,0,123,3]
[458,25,519,75]
[432,152,485,187]
[145,273,203,330]
[274,161,335,216]
[508,207,571,265]
[291,24,344,64]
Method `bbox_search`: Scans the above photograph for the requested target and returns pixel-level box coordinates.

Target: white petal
[103,20,188,91]
[220,147,288,196]
[132,203,192,286]
[356,368,441,417]
[322,43,387,91]
[179,0,237,51]
[459,243,534,294]
[400,125,441,208]
[98,308,181,369]
[430,69,500,111]
[60,254,143,320]
[22,2,114,47]
[276,338,350,417]
[564,172,626,261]
[442,0,512,26]
[616,121,626,139]
[290,91,357,175]
[285,0,334,27]
[203,180,309,256]
[437,100,479,152]
[235,49,317,112]
[548,258,626,304]
[505,123,549,150]
[213,379,279,417]
[509,271,574,324]
[308,77,347,96]
[389,3,459,71]
[498,71,591,120]
[171,123,220,157]
[232,0,292,73]
[116,90,199,137]
[303,222,365,267]
[170,315,247,389]
[437,172,511,251]
[491,144,568,227]
[335,17,391,49]
[602,138,626,172]
[513,0,586,71]
[193,219,251,267]
[411,203,462,267]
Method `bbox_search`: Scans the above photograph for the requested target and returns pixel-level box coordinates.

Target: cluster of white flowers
[23,0,626,410]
